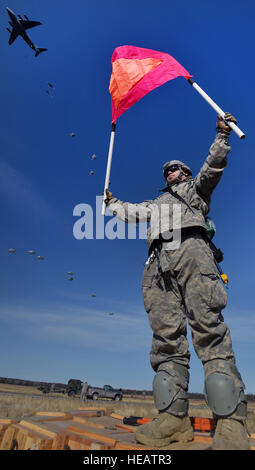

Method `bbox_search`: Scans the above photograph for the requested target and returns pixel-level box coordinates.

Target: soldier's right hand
[103,189,114,205]
[217,112,237,135]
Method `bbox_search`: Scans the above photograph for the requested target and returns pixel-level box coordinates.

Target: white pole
[102,123,116,216]
[187,79,245,139]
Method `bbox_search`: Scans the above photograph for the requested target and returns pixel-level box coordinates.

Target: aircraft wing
[8,28,18,45]
[19,20,42,30]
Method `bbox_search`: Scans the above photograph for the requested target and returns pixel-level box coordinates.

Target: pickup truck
[86,384,123,401]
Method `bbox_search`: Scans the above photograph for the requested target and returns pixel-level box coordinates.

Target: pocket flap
[142,274,154,288]
[199,266,220,280]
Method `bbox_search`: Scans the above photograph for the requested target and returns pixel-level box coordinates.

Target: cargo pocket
[141,264,155,313]
[199,267,228,311]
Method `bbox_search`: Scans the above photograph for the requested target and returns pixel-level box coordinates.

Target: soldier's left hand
[217,112,237,135]
[102,189,114,205]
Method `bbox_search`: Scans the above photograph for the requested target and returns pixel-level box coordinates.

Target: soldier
[80,381,89,401]
[104,113,250,450]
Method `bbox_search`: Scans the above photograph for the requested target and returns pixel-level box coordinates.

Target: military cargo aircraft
[6,7,47,57]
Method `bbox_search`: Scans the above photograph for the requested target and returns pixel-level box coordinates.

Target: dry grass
[0,383,255,433]
[0,383,43,395]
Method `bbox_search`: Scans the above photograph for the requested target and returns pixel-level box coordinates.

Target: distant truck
[37,379,82,397]
[86,384,123,401]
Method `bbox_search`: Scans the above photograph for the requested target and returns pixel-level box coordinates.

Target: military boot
[212,418,250,450]
[135,412,193,447]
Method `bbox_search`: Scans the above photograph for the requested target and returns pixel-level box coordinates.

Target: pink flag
[109,45,192,122]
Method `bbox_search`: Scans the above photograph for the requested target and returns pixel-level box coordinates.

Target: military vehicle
[66,379,82,397]
[37,379,82,397]
[37,383,66,394]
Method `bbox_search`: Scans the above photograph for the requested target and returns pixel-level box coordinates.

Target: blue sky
[0,0,254,393]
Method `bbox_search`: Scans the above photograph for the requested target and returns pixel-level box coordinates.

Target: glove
[103,189,114,206]
[216,112,237,136]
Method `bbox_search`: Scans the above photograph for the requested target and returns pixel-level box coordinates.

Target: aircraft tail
[35,47,48,57]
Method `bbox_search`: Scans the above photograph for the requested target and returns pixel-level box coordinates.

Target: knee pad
[204,372,241,417]
[153,370,188,415]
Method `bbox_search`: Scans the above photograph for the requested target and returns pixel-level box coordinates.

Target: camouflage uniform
[108,132,247,422]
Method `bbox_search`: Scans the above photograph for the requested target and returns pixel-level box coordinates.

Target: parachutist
[8,248,16,254]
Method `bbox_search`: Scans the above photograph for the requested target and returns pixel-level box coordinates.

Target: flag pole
[102,122,116,216]
[187,78,245,139]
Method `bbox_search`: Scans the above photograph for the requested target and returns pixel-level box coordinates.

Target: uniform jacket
[107,133,230,251]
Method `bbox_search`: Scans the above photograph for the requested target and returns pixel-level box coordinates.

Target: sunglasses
[164,165,180,178]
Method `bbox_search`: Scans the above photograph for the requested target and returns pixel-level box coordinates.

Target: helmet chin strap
[166,168,184,186]
[177,168,184,181]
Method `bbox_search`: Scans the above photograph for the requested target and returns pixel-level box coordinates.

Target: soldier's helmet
[163,160,192,179]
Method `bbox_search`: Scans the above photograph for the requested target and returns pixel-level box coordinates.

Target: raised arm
[194,113,237,204]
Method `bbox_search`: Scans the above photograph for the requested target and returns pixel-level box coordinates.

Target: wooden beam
[19,419,58,439]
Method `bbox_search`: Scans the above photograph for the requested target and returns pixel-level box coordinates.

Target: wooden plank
[0,419,19,425]
[70,410,106,418]
[67,432,112,450]
[71,415,120,429]
[115,423,136,433]
[36,413,73,422]
[36,411,68,417]
[193,434,212,443]
[67,425,117,446]
[68,440,90,450]
[0,425,9,447]
[52,430,113,450]
[19,419,58,439]
[78,407,113,415]
[24,436,35,449]
[0,425,19,450]
[110,413,124,420]
[73,416,106,429]
[114,441,152,450]
[14,428,27,450]
[51,432,72,450]
[90,442,113,450]
[11,424,53,450]
[16,428,36,450]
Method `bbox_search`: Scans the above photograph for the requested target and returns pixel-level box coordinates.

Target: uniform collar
[159,176,192,192]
